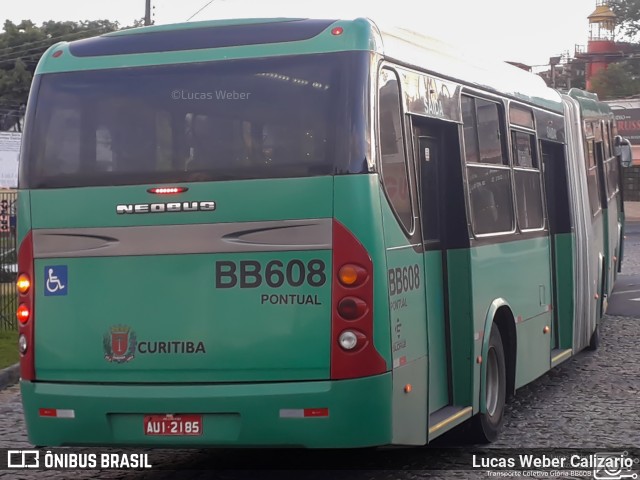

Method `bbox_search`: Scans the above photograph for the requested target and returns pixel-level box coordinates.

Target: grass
[0,280,19,369]
[0,329,18,369]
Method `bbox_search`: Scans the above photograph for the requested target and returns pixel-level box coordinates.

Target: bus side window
[512,129,544,231]
[585,134,601,216]
[462,95,514,235]
[378,68,413,233]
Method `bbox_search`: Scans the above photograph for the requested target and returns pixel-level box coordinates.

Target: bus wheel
[473,323,506,443]
[587,324,600,351]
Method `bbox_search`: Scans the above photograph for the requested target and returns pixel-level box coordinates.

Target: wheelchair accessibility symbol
[44,266,68,296]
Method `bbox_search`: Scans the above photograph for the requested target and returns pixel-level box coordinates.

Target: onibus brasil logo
[103,325,137,363]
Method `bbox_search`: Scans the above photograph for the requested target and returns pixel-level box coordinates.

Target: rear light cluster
[331,220,386,379]
[17,232,35,380]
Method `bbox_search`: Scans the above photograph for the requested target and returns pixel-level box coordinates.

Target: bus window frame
[507,101,547,233]
[509,126,546,233]
[602,119,620,201]
[376,64,417,238]
[460,91,516,239]
[603,120,611,159]
[584,126,603,218]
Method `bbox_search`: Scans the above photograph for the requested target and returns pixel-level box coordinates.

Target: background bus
[16,17,626,447]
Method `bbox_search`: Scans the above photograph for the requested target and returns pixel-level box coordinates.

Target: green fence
[0,191,17,330]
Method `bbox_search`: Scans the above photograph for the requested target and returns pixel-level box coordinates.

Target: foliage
[0,19,126,129]
[590,60,640,99]
[610,0,640,40]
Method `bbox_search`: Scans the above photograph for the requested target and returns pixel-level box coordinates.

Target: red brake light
[17,304,30,324]
[331,27,344,36]
[337,297,368,320]
[147,187,188,194]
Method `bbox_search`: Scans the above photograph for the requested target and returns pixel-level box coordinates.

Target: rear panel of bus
[17,19,395,447]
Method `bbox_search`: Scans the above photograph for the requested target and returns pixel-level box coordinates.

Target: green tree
[610,0,640,40]
[590,60,640,99]
[0,19,125,129]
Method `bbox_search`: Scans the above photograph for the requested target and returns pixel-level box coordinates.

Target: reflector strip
[392,356,408,368]
[279,408,329,418]
[39,408,75,418]
[304,408,329,417]
[280,409,303,418]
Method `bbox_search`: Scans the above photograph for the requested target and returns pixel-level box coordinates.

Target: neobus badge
[116,201,216,214]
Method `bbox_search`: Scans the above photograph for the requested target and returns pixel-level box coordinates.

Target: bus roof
[375,25,563,113]
[567,88,614,119]
[35,16,562,112]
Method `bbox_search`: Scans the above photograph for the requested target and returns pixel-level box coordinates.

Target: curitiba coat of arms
[103,325,137,363]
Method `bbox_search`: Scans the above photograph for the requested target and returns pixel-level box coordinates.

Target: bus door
[540,139,572,354]
[411,119,450,414]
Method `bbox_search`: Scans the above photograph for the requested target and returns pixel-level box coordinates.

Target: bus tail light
[337,297,368,320]
[337,264,368,287]
[331,220,386,379]
[17,274,31,294]
[16,304,30,324]
[18,334,28,354]
[17,231,35,381]
[338,330,367,351]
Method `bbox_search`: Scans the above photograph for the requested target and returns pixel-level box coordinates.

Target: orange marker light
[17,274,31,294]
[338,265,358,286]
[404,384,412,393]
[337,264,368,287]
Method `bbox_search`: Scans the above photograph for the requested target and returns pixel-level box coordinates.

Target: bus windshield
[21,51,369,188]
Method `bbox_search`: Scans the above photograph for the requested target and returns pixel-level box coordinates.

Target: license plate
[143,414,203,436]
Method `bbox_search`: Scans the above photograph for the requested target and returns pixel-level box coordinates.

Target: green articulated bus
[16,17,627,447]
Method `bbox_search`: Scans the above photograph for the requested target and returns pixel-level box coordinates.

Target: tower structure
[584,1,617,90]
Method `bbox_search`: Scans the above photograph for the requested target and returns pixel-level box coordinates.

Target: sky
[0,0,599,67]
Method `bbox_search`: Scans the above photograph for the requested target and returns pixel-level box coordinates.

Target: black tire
[471,323,506,443]
[587,323,600,351]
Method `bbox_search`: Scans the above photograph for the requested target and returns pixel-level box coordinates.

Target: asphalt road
[609,221,640,315]
[0,223,639,479]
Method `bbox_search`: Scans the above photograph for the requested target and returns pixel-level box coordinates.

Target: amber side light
[337,264,368,287]
[17,274,31,294]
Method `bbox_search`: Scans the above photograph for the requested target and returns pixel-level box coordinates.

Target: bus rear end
[17,19,392,447]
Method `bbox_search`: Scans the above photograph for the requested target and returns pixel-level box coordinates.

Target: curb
[0,363,19,391]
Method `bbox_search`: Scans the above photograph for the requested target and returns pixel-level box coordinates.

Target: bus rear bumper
[20,373,391,448]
